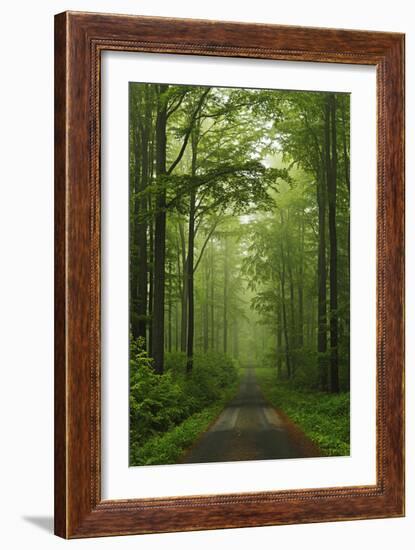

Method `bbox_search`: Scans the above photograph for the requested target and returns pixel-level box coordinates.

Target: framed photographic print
[54,11,405,538]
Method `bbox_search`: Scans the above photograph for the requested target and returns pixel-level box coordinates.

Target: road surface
[182,366,319,464]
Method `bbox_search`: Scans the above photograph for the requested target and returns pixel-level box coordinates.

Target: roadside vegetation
[255,365,350,456]
[129,338,240,465]
[129,83,351,465]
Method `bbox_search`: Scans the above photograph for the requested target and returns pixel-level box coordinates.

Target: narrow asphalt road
[182,366,317,464]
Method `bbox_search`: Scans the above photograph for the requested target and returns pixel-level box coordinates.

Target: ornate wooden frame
[54,11,405,538]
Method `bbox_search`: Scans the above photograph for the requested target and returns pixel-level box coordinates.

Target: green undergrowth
[129,339,240,466]
[255,366,350,457]
[132,388,237,465]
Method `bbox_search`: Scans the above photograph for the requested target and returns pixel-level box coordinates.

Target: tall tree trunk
[147,131,155,355]
[280,272,291,379]
[279,211,291,378]
[186,187,196,372]
[130,100,141,340]
[152,84,168,374]
[223,235,229,354]
[233,318,239,359]
[167,260,172,353]
[287,241,296,375]
[277,294,283,378]
[210,241,215,350]
[135,87,151,344]
[340,95,350,192]
[186,126,198,373]
[175,302,179,351]
[178,222,188,353]
[148,197,154,355]
[317,110,329,391]
[203,259,209,353]
[327,94,339,392]
[340,95,351,347]
[297,214,305,350]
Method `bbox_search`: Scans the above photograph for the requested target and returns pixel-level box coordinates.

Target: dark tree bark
[277,295,283,378]
[223,235,229,355]
[186,124,199,373]
[148,193,154,356]
[152,84,168,374]
[279,211,291,378]
[210,241,215,350]
[327,94,339,393]
[286,236,296,375]
[297,214,305,350]
[178,222,187,352]
[340,94,351,291]
[136,86,151,344]
[186,186,196,372]
[317,107,329,391]
[203,259,209,353]
[175,302,179,351]
[130,95,142,340]
[167,259,172,353]
[147,129,155,355]
[339,95,350,192]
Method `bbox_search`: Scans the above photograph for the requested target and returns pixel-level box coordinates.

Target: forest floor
[255,366,350,457]
[181,366,320,464]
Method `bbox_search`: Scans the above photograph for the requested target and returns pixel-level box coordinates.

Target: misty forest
[129,83,350,466]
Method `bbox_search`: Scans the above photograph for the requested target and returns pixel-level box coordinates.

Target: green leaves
[129,339,240,466]
[255,366,350,457]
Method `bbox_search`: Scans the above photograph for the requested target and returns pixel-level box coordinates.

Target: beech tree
[129,84,349,391]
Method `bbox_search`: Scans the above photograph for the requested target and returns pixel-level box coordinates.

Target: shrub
[129,339,239,465]
[255,366,350,457]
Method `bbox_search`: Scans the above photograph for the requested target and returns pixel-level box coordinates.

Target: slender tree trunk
[298,215,305,350]
[203,259,209,353]
[317,189,327,390]
[148,201,154,355]
[147,134,155,355]
[186,126,198,372]
[328,94,339,392]
[210,241,215,350]
[178,222,187,352]
[317,112,329,390]
[279,211,291,378]
[175,302,179,351]
[233,318,239,359]
[280,272,291,379]
[136,87,151,344]
[175,233,182,353]
[180,277,188,352]
[152,84,168,374]
[340,95,351,345]
[340,95,350,192]
[223,235,229,354]
[130,100,141,340]
[287,243,296,375]
[186,188,196,372]
[277,297,283,378]
[167,260,172,353]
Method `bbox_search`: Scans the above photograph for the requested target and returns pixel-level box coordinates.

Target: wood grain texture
[54,11,405,538]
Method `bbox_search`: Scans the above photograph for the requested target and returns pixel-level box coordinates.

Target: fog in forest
[129,83,350,466]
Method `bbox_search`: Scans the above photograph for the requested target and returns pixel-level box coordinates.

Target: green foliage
[132,395,235,466]
[129,83,351,463]
[129,339,239,465]
[255,366,350,456]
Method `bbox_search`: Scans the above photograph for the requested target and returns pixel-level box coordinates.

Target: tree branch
[167,89,210,175]
[193,220,220,274]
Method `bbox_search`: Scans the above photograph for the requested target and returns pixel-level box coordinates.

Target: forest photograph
[128,82,350,467]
